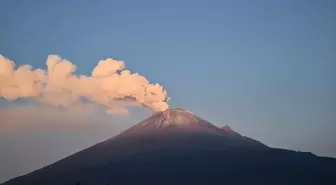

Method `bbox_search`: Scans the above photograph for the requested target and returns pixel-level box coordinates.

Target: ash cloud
[0,55,169,113]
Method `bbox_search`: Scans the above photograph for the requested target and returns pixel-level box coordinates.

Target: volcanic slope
[2,108,336,185]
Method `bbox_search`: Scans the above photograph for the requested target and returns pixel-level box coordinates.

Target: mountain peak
[159,108,198,125]
[163,108,195,114]
[118,108,252,141]
[140,108,209,128]
[221,125,233,132]
[119,108,222,136]
[221,125,241,136]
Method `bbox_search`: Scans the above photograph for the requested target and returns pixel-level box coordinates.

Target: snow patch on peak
[165,108,195,115]
[149,108,200,127]
[124,108,216,131]
[118,108,244,138]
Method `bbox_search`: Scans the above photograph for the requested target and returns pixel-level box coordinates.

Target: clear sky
[0,0,335,182]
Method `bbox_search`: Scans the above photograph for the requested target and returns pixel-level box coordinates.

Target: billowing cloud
[0,55,169,113]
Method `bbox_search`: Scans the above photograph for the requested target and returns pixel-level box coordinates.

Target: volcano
[2,108,336,185]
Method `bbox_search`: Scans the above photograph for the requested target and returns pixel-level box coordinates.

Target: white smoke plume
[0,55,169,113]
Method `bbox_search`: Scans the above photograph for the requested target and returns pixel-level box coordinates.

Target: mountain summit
[119,108,263,148]
[120,108,225,136]
[221,125,241,136]
[129,108,211,128]
[2,108,336,185]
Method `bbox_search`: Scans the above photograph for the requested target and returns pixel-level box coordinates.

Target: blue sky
[0,0,335,182]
